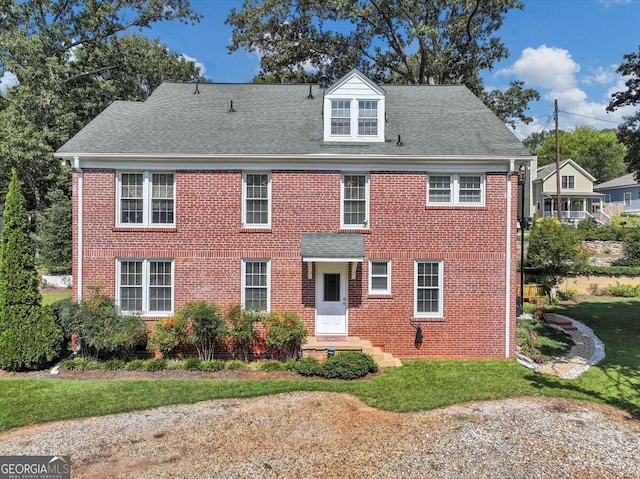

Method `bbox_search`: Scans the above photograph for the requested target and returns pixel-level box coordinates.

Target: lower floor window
[117,259,173,314]
[242,260,270,311]
[415,260,443,317]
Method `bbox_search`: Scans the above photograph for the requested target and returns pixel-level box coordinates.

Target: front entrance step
[302,336,402,368]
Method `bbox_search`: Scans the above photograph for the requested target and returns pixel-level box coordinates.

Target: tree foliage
[534,126,627,183]
[0,0,202,208]
[0,169,62,370]
[226,0,538,126]
[36,177,72,274]
[525,217,590,297]
[607,47,640,178]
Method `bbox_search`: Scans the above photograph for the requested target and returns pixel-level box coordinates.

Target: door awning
[301,233,365,262]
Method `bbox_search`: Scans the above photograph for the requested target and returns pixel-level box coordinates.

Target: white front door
[315,263,347,335]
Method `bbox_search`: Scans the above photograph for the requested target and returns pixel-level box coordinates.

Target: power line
[558,109,620,124]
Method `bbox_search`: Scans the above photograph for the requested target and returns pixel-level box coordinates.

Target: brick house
[56,69,532,360]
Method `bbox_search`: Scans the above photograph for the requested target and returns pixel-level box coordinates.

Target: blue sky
[1,0,638,139]
[143,0,640,139]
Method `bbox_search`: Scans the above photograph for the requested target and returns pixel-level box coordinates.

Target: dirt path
[0,392,638,478]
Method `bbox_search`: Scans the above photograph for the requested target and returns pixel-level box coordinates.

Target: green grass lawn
[1,298,638,431]
[41,290,71,306]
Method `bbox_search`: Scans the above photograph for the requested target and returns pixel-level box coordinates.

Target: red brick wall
[74,169,518,359]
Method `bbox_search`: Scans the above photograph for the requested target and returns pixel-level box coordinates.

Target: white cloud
[583,65,618,85]
[0,71,19,95]
[179,54,205,76]
[499,45,580,90]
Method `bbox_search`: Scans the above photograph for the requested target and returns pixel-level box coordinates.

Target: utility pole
[555,99,562,222]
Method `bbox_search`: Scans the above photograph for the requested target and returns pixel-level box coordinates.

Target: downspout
[74,156,83,302]
[505,160,514,358]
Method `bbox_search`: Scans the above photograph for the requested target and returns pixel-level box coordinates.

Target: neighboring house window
[358,100,378,135]
[624,192,632,206]
[331,100,351,135]
[242,260,270,311]
[415,260,443,317]
[242,172,271,227]
[117,172,175,226]
[117,259,173,314]
[341,174,369,228]
[427,175,484,206]
[604,195,611,203]
[561,175,575,189]
[369,260,391,294]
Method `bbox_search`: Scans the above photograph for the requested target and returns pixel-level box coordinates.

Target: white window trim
[115,171,176,227]
[414,260,444,318]
[426,174,485,207]
[241,172,272,228]
[604,195,611,204]
[561,175,575,190]
[241,259,271,312]
[624,192,632,206]
[368,260,391,295]
[324,97,385,142]
[340,173,370,229]
[115,258,174,316]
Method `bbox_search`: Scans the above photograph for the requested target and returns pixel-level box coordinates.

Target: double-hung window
[415,260,443,317]
[242,260,270,311]
[369,260,391,294]
[117,259,173,315]
[117,172,175,226]
[358,100,378,135]
[624,192,632,206]
[341,174,369,228]
[427,174,484,206]
[561,175,575,189]
[243,173,271,227]
[331,100,351,135]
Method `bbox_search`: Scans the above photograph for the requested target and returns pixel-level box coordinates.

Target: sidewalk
[535,313,606,379]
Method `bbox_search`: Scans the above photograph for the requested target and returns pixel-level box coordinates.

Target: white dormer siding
[323,70,385,143]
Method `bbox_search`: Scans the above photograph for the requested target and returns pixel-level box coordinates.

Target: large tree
[0,0,202,209]
[226,0,539,126]
[607,47,640,178]
[534,126,627,183]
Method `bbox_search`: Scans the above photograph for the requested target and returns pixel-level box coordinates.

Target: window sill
[367,293,393,299]
[425,205,486,210]
[240,227,273,233]
[412,316,446,323]
[339,228,371,234]
[113,226,177,233]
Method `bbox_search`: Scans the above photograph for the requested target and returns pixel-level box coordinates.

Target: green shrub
[321,352,378,380]
[225,359,244,370]
[183,357,202,371]
[101,359,125,371]
[292,357,322,377]
[59,357,99,371]
[147,315,189,357]
[143,358,167,371]
[259,360,286,372]
[179,301,227,361]
[165,359,185,370]
[36,187,71,274]
[225,304,258,361]
[125,359,146,371]
[261,310,307,361]
[557,287,579,301]
[606,283,640,297]
[615,228,640,266]
[200,359,225,372]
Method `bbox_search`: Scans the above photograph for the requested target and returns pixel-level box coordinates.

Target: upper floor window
[561,175,575,189]
[331,100,351,135]
[427,174,484,206]
[117,172,175,226]
[358,100,378,136]
[242,172,271,227]
[341,174,369,228]
[117,259,173,315]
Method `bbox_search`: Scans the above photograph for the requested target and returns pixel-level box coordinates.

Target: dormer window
[323,69,385,142]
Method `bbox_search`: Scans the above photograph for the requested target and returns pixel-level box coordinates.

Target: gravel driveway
[0,392,638,478]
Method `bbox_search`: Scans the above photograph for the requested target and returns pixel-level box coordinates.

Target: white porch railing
[543,210,593,220]
[592,210,611,225]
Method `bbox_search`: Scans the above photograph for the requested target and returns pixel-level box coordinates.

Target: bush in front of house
[124,359,146,371]
[225,304,259,362]
[183,357,202,371]
[200,359,225,372]
[0,169,62,371]
[320,352,378,380]
[261,310,307,361]
[179,301,227,361]
[615,228,640,267]
[606,283,640,297]
[225,359,244,370]
[142,358,167,371]
[292,357,322,377]
[59,357,100,371]
[147,315,189,358]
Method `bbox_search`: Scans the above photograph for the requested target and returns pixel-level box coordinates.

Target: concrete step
[301,336,402,368]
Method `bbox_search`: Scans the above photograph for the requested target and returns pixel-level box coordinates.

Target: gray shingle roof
[594,173,638,190]
[301,233,365,259]
[57,81,531,158]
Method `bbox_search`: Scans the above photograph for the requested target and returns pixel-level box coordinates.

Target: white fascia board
[303,257,364,263]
